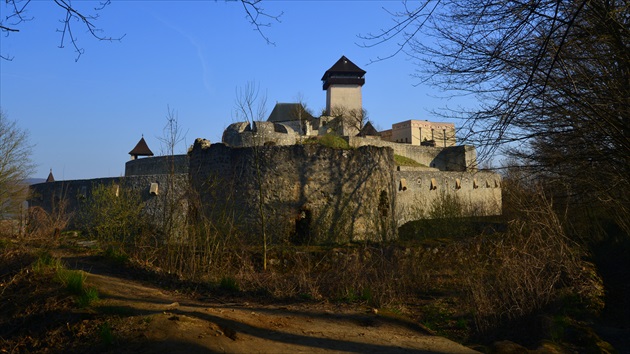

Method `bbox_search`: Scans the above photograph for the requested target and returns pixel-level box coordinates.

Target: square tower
[322,56,366,136]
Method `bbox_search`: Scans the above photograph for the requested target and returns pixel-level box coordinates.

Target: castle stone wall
[395,170,502,226]
[345,136,477,171]
[189,140,397,244]
[222,121,298,147]
[29,174,188,229]
[125,155,189,176]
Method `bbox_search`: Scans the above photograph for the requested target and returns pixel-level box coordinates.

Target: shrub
[78,182,144,246]
[464,190,604,333]
[219,276,240,292]
[31,252,63,273]
[316,134,350,149]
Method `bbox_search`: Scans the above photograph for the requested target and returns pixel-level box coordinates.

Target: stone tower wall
[189,140,397,244]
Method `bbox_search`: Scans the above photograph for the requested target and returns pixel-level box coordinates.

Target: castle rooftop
[129,136,154,160]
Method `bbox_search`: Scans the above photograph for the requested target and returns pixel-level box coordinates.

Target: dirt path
[66,256,478,353]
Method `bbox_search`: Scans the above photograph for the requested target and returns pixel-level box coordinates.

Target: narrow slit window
[399,178,408,191]
[150,183,159,196]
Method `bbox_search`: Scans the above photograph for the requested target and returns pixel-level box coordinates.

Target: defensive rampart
[189,140,397,243]
[125,155,188,176]
[29,174,188,228]
[394,170,502,226]
[345,136,477,172]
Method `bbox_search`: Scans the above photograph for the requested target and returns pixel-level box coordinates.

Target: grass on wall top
[394,154,426,167]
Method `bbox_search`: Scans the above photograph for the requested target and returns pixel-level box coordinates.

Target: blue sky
[1,1,464,180]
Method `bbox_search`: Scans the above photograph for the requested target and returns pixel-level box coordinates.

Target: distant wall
[345,136,477,171]
[394,170,502,226]
[125,155,189,176]
[29,174,188,229]
[189,140,397,243]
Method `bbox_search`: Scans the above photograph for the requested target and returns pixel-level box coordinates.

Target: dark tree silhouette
[1,0,281,61]
[361,0,630,232]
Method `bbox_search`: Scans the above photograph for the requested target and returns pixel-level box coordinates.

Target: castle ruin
[30,56,502,244]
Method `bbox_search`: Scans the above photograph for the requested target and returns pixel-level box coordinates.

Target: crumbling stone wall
[346,136,477,171]
[125,155,188,176]
[222,121,298,147]
[29,174,188,229]
[189,140,397,243]
[395,170,502,226]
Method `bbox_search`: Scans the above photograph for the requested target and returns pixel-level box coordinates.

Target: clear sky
[1,1,463,181]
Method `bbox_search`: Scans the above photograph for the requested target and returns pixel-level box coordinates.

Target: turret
[322,56,365,117]
[128,136,154,160]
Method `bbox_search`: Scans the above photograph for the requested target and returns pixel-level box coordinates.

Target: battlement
[125,155,188,177]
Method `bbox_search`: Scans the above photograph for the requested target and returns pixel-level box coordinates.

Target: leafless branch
[53,0,124,61]
[238,0,282,46]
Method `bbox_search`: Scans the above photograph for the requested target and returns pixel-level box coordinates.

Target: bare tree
[328,106,369,136]
[361,0,630,233]
[0,111,34,220]
[157,106,188,241]
[1,0,281,61]
[1,0,123,61]
[158,105,186,160]
[290,93,314,137]
[234,81,270,270]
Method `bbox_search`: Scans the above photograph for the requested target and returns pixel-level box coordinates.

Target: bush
[78,182,144,245]
[463,190,604,333]
[219,276,239,292]
[316,134,350,149]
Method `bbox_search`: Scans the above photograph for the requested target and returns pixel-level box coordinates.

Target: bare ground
[74,259,479,353]
[1,244,479,353]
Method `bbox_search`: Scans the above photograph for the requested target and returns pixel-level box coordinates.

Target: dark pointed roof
[357,121,380,137]
[46,169,55,183]
[268,103,315,123]
[129,136,154,157]
[322,56,366,90]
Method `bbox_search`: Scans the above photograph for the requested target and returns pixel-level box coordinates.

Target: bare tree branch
[2,0,281,60]
[238,0,282,46]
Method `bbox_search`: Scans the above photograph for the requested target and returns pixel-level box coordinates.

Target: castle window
[473,179,479,189]
[430,178,438,190]
[78,186,87,199]
[150,183,159,196]
[455,179,461,190]
[399,178,408,191]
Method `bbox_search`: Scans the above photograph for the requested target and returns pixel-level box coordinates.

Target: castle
[30,56,502,243]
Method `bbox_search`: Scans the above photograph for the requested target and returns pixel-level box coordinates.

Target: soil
[1,244,479,353]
